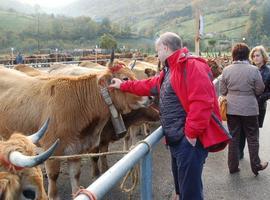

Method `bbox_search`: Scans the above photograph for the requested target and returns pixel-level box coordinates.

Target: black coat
[258,64,270,127]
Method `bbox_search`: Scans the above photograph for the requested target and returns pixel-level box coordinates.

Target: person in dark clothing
[220,43,268,175]
[109,32,229,200]
[15,52,24,64]
[239,45,270,159]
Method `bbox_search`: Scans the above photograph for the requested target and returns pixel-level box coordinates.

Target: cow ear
[144,68,151,76]
[98,74,112,87]
[0,172,20,199]
[144,68,156,78]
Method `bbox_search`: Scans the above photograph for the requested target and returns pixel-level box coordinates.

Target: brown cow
[143,55,159,65]
[79,61,106,69]
[0,120,59,200]
[13,62,160,176]
[125,60,158,79]
[49,63,104,75]
[206,58,223,79]
[27,62,160,177]
[123,60,160,151]
[91,106,160,176]
[0,57,151,199]
[14,64,48,77]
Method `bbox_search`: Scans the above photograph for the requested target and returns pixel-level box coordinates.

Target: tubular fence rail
[3,59,109,68]
[74,126,164,200]
[3,57,145,68]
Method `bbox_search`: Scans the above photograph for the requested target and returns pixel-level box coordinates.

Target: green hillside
[0,0,269,53]
[0,10,34,31]
[60,0,260,39]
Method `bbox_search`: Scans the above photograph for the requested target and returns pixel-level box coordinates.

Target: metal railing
[3,59,110,68]
[75,126,164,200]
[3,56,145,69]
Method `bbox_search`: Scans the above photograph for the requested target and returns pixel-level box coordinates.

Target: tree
[261,1,270,36]
[245,7,259,45]
[208,39,217,52]
[99,34,117,49]
[99,18,112,35]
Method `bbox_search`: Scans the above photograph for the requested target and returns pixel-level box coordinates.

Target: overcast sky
[20,0,77,7]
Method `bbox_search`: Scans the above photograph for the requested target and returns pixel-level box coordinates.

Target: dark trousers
[169,136,208,200]
[239,108,266,155]
[227,115,261,174]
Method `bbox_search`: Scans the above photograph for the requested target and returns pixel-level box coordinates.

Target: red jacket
[120,48,230,151]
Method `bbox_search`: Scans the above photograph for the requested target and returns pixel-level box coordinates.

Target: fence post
[140,152,152,200]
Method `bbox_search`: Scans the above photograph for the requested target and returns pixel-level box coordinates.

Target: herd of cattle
[0,53,230,199]
[0,52,137,67]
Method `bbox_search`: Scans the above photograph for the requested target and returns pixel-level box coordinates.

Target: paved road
[47,102,270,200]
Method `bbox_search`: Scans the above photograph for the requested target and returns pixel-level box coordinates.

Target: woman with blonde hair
[250,46,270,127]
[239,46,270,159]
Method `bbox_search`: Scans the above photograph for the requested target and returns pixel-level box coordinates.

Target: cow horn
[110,48,115,64]
[9,139,60,168]
[130,59,137,70]
[27,119,49,144]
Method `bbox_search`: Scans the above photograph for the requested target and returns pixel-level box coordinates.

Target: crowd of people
[110,32,269,200]
[220,44,269,176]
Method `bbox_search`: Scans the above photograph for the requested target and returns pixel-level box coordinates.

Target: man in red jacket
[110,32,229,200]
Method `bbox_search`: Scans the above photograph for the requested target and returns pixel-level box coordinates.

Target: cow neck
[0,154,24,172]
[99,83,127,136]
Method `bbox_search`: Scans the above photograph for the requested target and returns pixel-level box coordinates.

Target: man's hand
[185,136,197,147]
[109,78,122,89]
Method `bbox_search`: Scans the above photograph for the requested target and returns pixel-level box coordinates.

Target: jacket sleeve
[120,75,160,96]
[219,72,228,96]
[184,60,215,138]
[258,69,270,102]
[254,69,265,96]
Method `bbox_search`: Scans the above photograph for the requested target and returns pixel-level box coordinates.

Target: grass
[152,13,248,40]
[0,10,34,31]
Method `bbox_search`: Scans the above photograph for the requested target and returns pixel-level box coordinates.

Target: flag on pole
[199,14,204,38]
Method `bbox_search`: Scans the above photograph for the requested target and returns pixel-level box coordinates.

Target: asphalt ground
[44,101,270,200]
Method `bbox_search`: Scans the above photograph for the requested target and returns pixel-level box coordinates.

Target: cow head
[207,58,223,79]
[98,51,150,114]
[144,68,156,77]
[0,120,59,200]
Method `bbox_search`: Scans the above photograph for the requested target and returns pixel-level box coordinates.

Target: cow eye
[122,77,129,81]
[22,189,36,199]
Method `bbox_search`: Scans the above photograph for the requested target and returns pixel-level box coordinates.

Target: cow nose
[22,189,36,200]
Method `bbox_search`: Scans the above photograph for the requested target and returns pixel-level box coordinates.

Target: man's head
[155,32,182,64]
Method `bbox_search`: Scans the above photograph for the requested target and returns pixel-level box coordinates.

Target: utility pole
[193,0,203,56]
[195,9,201,56]
[195,11,199,55]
